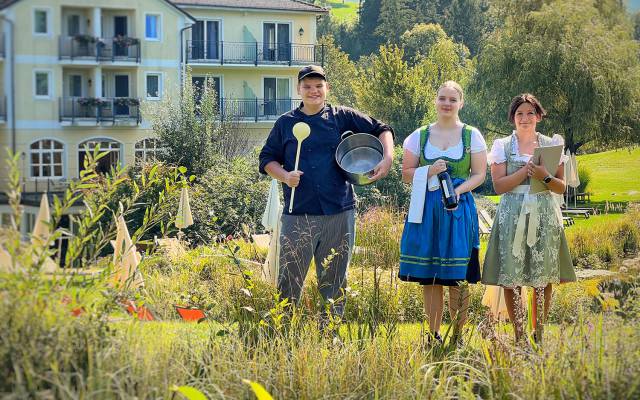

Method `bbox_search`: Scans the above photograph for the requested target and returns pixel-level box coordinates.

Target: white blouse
[487,132,568,165]
[403,124,487,158]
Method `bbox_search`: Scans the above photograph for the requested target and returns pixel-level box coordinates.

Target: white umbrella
[564,150,581,208]
[175,186,194,230]
[112,214,144,289]
[31,194,51,245]
[31,194,58,273]
[260,179,282,285]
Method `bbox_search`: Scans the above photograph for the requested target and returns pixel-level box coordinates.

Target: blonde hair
[437,80,464,103]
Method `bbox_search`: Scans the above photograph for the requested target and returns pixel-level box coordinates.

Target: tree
[442,0,489,56]
[354,35,474,141]
[634,12,640,40]
[357,0,384,55]
[145,71,249,176]
[400,23,447,64]
[471,0,640,152]
[375,0,416,44]
[318,35,358,107]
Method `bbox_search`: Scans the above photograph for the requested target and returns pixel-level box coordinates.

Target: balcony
[221,98,300,122]
[59,35,141,63]
[186,41,325,66]
[0,96,5,123]
[59,97,141,125]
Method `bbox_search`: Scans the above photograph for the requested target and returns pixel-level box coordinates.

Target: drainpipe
[179,24,193,92]
[0,15,15,154]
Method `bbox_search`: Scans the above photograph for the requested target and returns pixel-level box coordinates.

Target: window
[30,139,64,178]
[1,213,13,228]
[145,14,161,40]
[34,70,51,98]
[34,9,49,35]
[69,75,82,97]
[135,138,163,163]
[145,73,162,99]
[78,139,121,175]
[68,15,80,36]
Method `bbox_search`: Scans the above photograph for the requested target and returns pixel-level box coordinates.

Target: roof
[172,0,328,13]
[0,0,197,21]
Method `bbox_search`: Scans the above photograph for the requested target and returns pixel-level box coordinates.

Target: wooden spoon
[289,122,311,213]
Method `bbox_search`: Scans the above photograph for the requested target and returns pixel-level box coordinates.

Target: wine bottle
[438,171,458,210]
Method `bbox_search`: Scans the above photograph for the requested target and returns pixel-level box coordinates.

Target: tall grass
[2,159,640,398]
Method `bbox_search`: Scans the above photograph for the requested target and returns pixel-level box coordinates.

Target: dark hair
[508,93,546,123]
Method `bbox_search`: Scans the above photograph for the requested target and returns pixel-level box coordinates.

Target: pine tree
[375,0,417,44]
[442,0,488,55]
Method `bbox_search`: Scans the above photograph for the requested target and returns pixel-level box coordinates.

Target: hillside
[577,147,640,202]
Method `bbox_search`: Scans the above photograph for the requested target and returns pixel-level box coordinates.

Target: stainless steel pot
[335,131,383,186]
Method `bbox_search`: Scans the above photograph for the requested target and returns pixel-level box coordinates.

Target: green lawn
[485,147,640,204]
[577,147,640,203]
[570,213,625,229]
[325,0,359,23]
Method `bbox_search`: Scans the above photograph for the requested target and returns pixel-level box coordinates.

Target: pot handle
[341,130,355,140]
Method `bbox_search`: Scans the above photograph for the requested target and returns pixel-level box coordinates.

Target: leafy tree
[318,35,358,107]
[354,36,474,141]
[145,72,249,176]
[317,13,362,60]
[354,45,431,140]
[400,23,447,63]
[471,0,640,152]
[634,11,640,40]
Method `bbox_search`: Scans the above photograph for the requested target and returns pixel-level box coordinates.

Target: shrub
[188,153,271,243]
[567,210,640,270]
[577,165,591,194]
[355,146,410,211]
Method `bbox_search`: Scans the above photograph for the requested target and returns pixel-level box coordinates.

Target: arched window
[30,139,64,178]
[78,138,121,175]
[135,138,163,163]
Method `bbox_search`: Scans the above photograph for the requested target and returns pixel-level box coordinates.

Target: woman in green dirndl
[482,94,576,342]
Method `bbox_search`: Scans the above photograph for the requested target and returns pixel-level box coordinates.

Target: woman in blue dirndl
[399,81,487,342]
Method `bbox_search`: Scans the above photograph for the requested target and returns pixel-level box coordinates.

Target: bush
[188,153,271,243]
[355,146,410,211]
[577,165,591,194]
[567,210,640,270]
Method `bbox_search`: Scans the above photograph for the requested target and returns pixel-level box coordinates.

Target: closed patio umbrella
[260,179,282,285]
[31,194,58,274]
[564,150,581,207]
[112,214,144,289]
[175,186,194,230]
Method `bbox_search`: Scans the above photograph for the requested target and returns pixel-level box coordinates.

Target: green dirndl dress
[481,134,576,288]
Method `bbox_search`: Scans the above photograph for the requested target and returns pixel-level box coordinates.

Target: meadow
[324,0,359,23]
[1,148,639,399]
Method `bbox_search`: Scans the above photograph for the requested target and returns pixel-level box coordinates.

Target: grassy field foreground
[1,287,638,400]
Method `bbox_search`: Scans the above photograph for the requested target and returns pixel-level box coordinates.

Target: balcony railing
[220,98,300,122]
[59,35,141,63]
[0,96,6,121]
[59,97,141,125]
[186,41,325,66]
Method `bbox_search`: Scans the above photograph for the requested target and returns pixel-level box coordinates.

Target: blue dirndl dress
[398,125,481,286]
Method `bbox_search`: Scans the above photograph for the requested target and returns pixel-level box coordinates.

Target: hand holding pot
[369,157,392,181]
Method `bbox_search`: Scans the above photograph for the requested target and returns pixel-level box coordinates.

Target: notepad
[530,144,563,194]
